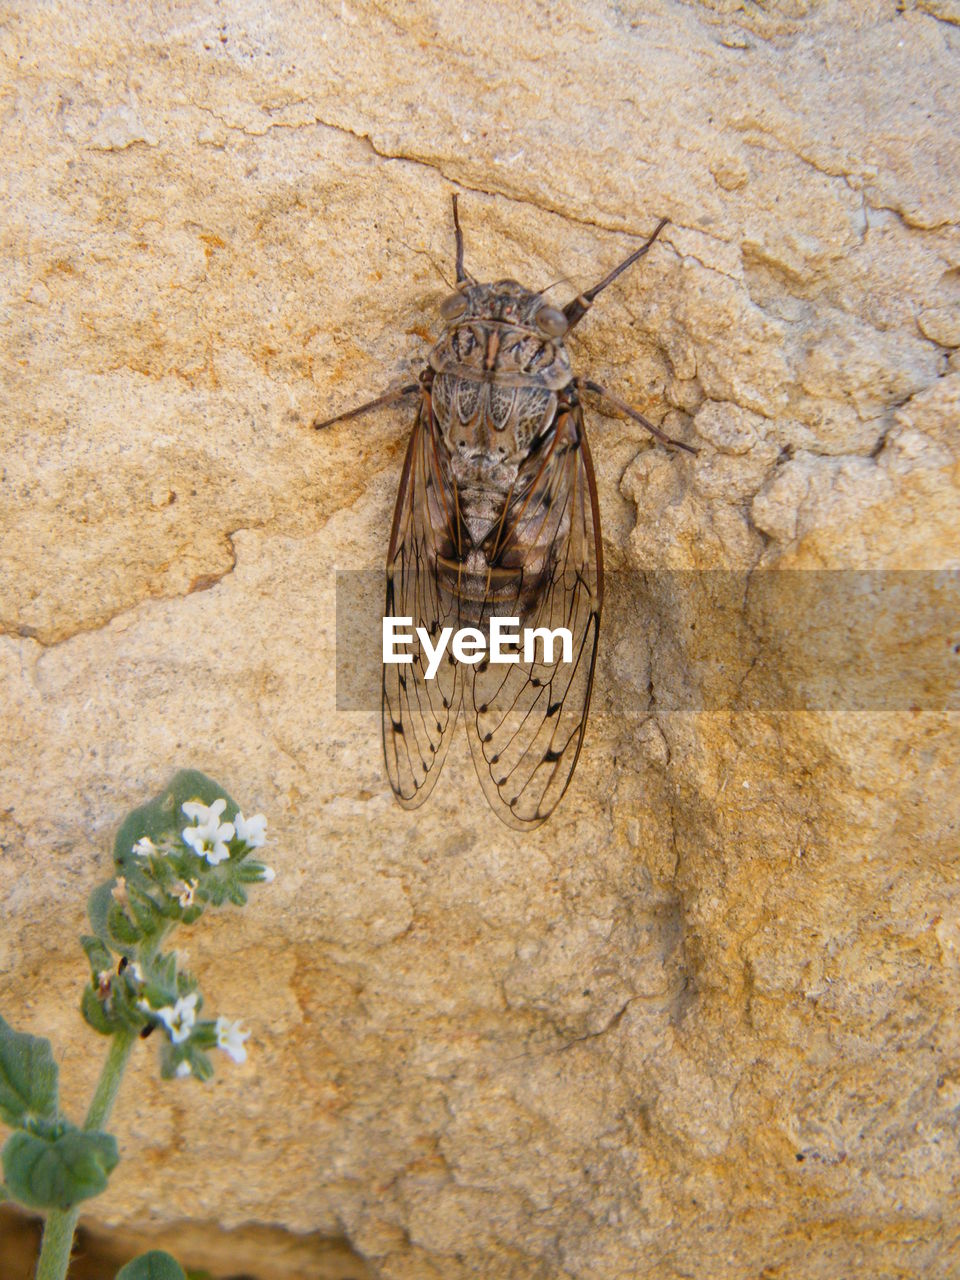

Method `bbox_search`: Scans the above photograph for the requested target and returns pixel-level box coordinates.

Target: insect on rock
[316,197,696,829]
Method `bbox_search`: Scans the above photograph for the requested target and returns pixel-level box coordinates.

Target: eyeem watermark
[383,616,573,679]
[338,570,959,712]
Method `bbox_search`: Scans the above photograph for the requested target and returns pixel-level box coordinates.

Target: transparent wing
[464,404,603,829]
[382,390,464,807]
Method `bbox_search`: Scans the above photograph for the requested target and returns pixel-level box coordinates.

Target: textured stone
[1,2,959,1279]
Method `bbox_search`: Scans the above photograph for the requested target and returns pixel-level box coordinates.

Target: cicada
[317,198,694,829]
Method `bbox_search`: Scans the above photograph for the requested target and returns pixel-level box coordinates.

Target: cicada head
[429,280,573,392]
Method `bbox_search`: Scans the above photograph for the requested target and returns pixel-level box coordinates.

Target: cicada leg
[577,377,698,455]
[313,382,421,430]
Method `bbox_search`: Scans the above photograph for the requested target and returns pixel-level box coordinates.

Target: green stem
[83,1025,138,1131]
[34,1210,79,1280]
[35,1027,138,1280]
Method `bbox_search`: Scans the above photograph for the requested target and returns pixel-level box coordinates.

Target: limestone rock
[2,2,958,1278]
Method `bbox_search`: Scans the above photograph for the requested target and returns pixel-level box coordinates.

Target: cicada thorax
[426,280,577,628]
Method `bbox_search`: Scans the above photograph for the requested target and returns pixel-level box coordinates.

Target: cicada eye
[440,292,468,320]
[535,305,568,337]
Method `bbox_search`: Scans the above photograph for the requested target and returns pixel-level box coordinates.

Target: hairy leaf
[116,1251,188,1280]
[2,1126,118,1210]
[0,1016,58,1127]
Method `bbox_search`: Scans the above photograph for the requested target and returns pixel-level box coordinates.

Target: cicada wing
[382,391,464,808]
[464,404,603,830]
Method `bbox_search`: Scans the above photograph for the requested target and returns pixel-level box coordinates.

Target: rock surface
[2,2,959,1277]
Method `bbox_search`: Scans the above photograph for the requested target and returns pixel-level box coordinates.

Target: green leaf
[81,934,115,978]
[198,876,228,907]
[126,885,165,936]
[155,951,178,989]
[107,900,143,948]
[88,880,144,958]
[167,769,240,820]
[226,882,248,907]
[81,985,124,1037]
[0,1016,58,1127]
[87,881,119,949]
[159,1040,213,1082]
[111,979,150,1030]
[114,770,239,874]
[2,1126,118,1210]
[116,1251,188,1280]
[237,860,269,883]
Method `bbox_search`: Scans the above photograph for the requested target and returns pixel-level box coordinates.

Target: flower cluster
[0,768,278,1280]
[81,774,274,1081]
[126,797,274,921]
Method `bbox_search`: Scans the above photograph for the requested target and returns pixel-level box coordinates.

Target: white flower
[176,879,198,908]
[175,1060,193,1079]
[215,1016,250,1064]
[235,811,267,848]
[182,798,235,865]
[155,992,199,1044]
[182,798,227,825]
[259,866,275,884]
[132,836,158,857]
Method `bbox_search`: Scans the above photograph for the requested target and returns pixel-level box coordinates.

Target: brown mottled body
[428,280,577,625]
[316,198,693,828]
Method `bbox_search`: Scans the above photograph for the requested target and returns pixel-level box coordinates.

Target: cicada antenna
[564,217,669,330]
[452,194,475,287]
[540,274,576,296]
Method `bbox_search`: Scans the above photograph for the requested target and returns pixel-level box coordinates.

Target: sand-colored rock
[2,2,958,1277]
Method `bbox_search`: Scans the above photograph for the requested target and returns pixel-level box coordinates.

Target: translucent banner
[336,569,960,713]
